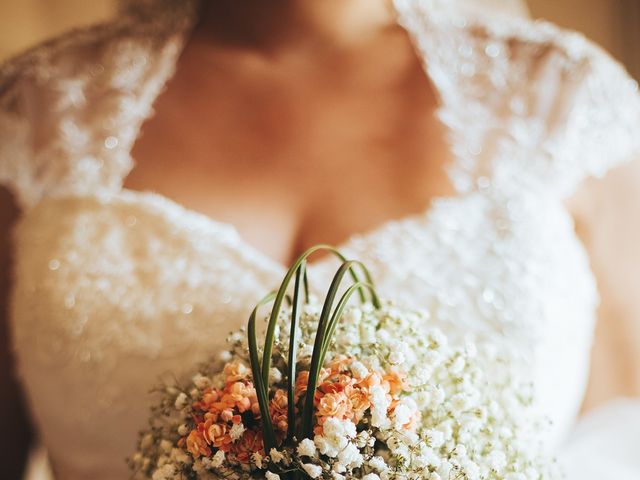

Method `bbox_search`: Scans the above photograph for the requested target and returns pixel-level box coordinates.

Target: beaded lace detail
[0,0,199,211]
[1,0,640,478]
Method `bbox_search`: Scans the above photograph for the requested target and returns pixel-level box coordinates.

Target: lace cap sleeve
[0,24,130,212]
[479,17,640,197]
[394,1,640,197]
[0,6,196,212]
[542,35,640,196]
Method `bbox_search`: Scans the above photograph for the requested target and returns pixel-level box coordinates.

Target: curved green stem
[319,281,377,368]
[286,261,305,443]
[260,245,375,388]
[248,292,278,451]
[301,261,375,438]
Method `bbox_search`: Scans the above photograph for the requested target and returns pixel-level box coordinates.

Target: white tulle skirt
[24,398,640,480]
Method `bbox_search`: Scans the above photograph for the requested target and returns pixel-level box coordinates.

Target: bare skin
[0,0,638,475]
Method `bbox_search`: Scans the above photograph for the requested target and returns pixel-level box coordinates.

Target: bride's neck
[197,0,395,51]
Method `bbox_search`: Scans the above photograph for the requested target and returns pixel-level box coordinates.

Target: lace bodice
[2,1,640,478]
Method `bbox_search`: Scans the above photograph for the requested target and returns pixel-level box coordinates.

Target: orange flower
[224,361,251,384]
[384,369,408,396]
[318,374,355,396]
[221,382,255,412]
[270,389,289,432]
[204,422,233,451]
[220,408,235,422]
[405,410,421,430]
[347,387,371,422]
[295,370,310,402]
[359,371,383,392]
[186,430,211,458]
[316,392,349,419]
[231,429,264,464]
[327,355,352,374]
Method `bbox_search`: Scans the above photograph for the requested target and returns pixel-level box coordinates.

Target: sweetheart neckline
[117,186,450,272]
[120,0,461,268]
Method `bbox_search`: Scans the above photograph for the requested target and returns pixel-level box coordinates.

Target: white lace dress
[2,0,640,478]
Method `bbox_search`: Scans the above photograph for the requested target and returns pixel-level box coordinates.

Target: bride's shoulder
[447,8,636,90]
[0,19,144,209]
[451,9,640,195]
[0,2,197,96]
[0,10,191,211]
[0,19,141,98]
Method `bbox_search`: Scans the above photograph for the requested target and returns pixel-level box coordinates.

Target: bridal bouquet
[130,246,556,480]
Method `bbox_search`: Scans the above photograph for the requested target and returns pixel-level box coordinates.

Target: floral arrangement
[130,246,557,480]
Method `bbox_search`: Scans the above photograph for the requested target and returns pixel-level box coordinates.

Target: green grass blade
[286,261,306,443]
[301,260,362,438]
[319,282,377,367]
[261,245,369,386]
[247,292,278,450]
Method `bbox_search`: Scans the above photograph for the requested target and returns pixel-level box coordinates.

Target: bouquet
[130,246,557,480]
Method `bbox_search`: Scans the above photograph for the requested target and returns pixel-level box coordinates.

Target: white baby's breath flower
[218,350,232,362]
[151,464,175,480]
[349,360,369,379]
[252,452,264,469]
[368,456,388,472]
[211,450,225,468]
[388,351,405,365]
[270,448,285,464]
[297,438,317,457]
[337,442,363,469]
[230,422,245,441]
[488,450,507,471]
[425,429,445,448]
[362,474,381,480]
[451,356,466,374]
[229,331,244,343]
[192,373,211,390]
[369,385,391,429]
[169,447,190,464]
[157,439,171,454]
[302,463,323,479]
[269,368,283,383]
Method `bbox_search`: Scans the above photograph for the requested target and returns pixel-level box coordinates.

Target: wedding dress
[1,0,640,478]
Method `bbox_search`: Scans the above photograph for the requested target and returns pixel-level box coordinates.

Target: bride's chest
[125,54,454,265]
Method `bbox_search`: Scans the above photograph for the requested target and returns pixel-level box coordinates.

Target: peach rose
[384,369,408,396]
[186,429,211,458]
[270,389,289,432]
[317,392,349,419]
[347,388,371,422]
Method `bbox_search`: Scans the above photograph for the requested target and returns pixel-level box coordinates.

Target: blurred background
[0,0,639,80]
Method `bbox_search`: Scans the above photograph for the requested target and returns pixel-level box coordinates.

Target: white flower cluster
[324,303,558,480]
[130,300,559,480]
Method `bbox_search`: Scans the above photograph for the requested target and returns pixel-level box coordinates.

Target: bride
[1,0,639,478]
